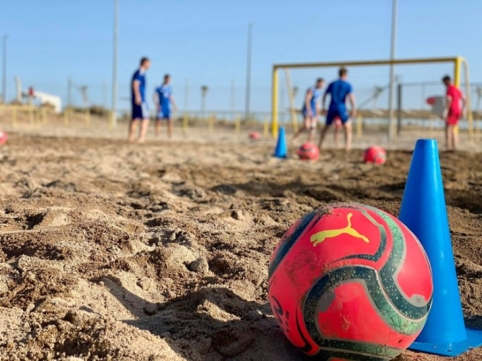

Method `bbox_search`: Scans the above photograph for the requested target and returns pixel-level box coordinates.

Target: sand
[0,127,481,361]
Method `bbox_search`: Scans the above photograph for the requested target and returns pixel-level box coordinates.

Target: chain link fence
[1,80,481,138]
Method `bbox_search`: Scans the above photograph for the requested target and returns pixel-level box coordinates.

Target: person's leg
[307,117,317,143]
[167,118,173,139]
[292,113,309,143]
[318,124,331,150]
[163,109,173,139]
[446,111,460,151]
[449,125,457,151]
[155,119,161,137]
[338,110,352,152]
[334,127,340,148]
[138,119,150,143]
[452,128,456,150]
[137,103,150,142]
[319,111,335,150]
[343,120,352,152]
[128,119,139,142]
[129,104,143,142]
[454,122,460,150]
[445,123,450,150]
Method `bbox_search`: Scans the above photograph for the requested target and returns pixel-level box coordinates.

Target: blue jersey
[325,79,352,111]
[302,87,322,112]
[155,84,173,110]
[131,69,147,103]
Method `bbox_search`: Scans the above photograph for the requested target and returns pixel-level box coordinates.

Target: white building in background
[14,76,62,113]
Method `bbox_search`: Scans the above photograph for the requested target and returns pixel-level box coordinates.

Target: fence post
[34,108,39,127]
[64,108,70,125]
[356,114,363,139]
[475,114,480,141]
[29,106,34,126]
[397,83,402,136]
[12,106,17,128]
[183,112,189,134]
[235,114,240,134]
[85,108,90,127]
[208,113,214,132]
[264,116,269,138]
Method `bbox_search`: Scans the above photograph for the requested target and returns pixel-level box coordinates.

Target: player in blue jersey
[129,57,151,143]
[318,67,356,152]
[153,74,178,138]
[292,78,324,143]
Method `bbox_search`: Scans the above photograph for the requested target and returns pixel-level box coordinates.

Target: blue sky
[2,0,482,114]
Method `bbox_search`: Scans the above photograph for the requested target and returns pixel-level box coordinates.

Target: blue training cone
[399,139,482,356]
[273,127,287,158]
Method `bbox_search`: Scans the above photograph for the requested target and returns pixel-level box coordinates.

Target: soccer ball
[249,132,260,140]
[297,142,319,161]
[0,131,8,145]
[364,145,386,164]
[334,116,343,129]
[268,203,433,360]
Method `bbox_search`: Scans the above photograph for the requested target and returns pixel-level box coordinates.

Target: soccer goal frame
[271,56,473,140]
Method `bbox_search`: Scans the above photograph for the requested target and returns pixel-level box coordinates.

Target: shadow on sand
[100,275,312,360]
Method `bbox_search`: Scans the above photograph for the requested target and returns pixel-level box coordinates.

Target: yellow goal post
[271,56,472,140]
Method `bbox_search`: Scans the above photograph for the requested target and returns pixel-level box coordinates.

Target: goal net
[271,57,476,141]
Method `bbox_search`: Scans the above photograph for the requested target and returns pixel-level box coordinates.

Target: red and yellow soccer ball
[268,203,433,360]
[334,116,343,130]
[297,142,319,161]
[0,131,8,145]
[364,145,386,165]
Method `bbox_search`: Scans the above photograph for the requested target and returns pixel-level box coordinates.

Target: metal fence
[4,78,482,114]
[1,80,482,139]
